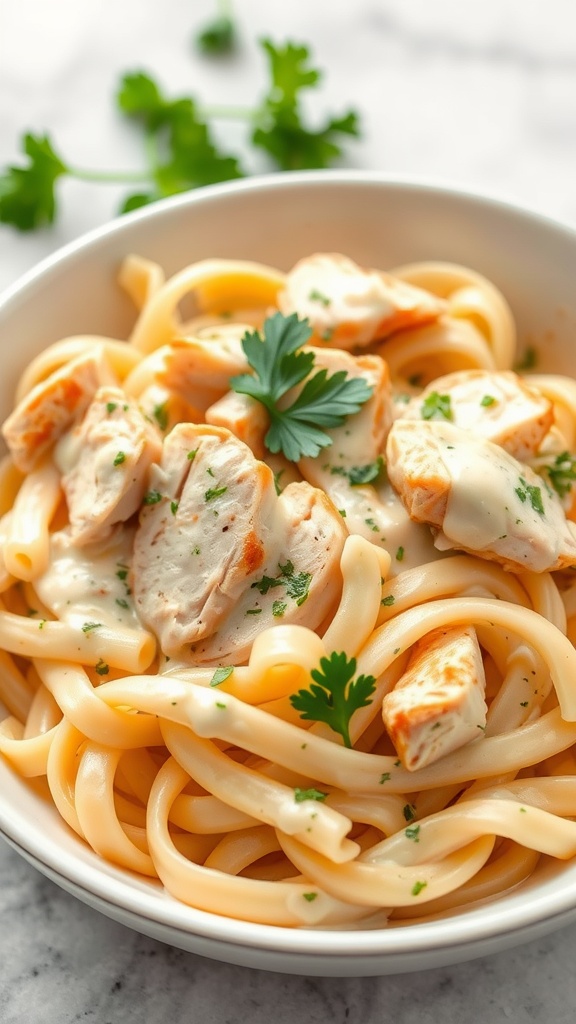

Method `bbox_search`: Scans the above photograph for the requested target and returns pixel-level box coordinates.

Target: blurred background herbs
[0,3,361,232]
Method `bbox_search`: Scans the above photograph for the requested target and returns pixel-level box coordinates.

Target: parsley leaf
[514,347,537,371]
[231,312,373,461]
[1,34,361,231]
[252,41,361,171]
[328,456,384,486]
[0,133,68,230]
[210,666,234,687]
[294,787,327,802]
[117,71,244,211]
[196,0,236,56]
[289,651,376,748]
[251,559,312,607]
[541,451,576,498]
[515,476,545,515]
[421,391,453,422]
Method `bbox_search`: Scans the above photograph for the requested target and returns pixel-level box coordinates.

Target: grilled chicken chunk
[2,352,112,473]
[296,347,439,569]
[57,387,162,545]
[399,369,553,461]
[132,424,347,665]
[205,390,269,460]
[137,383,199,437]
[382,626,487,771]
[386,419,576,573]
[123,326,251,413]
[278,253,444,351]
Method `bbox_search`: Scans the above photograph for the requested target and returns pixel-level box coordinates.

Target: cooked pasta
[2,249,576,930]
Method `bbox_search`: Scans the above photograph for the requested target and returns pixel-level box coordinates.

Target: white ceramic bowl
[2,171,576,976]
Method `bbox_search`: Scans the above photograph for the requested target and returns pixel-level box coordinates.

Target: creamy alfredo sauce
[437,427,573,570]
[35,527,138,630]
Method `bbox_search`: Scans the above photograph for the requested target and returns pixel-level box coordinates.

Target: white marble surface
[2,0,576,1019]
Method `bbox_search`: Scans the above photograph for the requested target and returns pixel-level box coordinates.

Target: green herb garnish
[328,456,384,486]
[0,39,359,230]
[294,788,328,803]
[289,651,376,748]
[210,666,234,687]
[421,391,453,422]
[143,490,163,505]
[205,485,228,501]
[231,312,372,461]
[251,559,312,607]
[542,451,576,498]
[515,477,545,515]
[195,0,236,55]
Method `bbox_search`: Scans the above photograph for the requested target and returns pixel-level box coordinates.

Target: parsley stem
[68,166,151,185]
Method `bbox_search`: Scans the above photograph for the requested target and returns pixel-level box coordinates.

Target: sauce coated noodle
[1,251,576,930]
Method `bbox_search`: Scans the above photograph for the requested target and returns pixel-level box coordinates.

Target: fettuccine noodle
[1,250,576,930]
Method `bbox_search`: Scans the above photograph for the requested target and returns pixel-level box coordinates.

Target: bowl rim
[3,167,576,311]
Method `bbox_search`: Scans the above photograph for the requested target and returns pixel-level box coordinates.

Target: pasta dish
[1,250,576,929]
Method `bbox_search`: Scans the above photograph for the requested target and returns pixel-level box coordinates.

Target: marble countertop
[2,1,576,1020]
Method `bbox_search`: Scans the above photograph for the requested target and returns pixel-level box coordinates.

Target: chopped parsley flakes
[515,477,545,515]
[542,451,576,498]
[421,391,453,421]
[205,485,228,501]
[210,666,234,687]
[308,288,331,307]
[143,490,163,505]
[294,787,327,803]
[328,456,384,486]
[251,560,312,607]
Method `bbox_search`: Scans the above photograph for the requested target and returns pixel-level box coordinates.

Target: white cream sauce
[436,428,574,570]
[282,254,394,344]
[35,526,140,630]
[299,460,440,574]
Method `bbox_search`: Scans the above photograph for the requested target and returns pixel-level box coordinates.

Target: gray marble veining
[2,844,576,1024]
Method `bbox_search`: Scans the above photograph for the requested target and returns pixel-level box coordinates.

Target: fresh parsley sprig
[0,134,68,231]
[250,40,360,171]
[0,37,360,231]
[289,651,376,748]
[230,312,373,461]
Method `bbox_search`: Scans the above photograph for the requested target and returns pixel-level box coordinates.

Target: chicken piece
[399,370,553,461]
[298,348,391,496]
[205,390,269,460]
[137,383,199,435]
[382,626,487,771]
[386,418,576,572]
[278,253,444,351]
[312,348,393,457]
[2,352,113,473]
[132,424,347,665]
[123,326,250,413]
[296,348,440,569]
[57,386,162,545]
